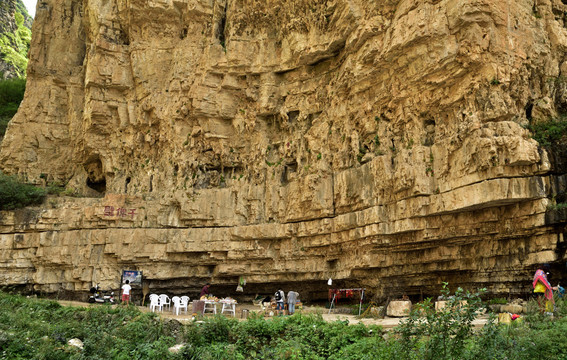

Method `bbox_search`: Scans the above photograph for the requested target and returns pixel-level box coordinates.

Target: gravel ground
[55,300,490,330]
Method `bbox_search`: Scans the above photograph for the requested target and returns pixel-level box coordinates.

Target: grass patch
[2,291,567,359]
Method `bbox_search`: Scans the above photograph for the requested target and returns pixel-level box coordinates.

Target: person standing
[121,280,132,305]
[274,289,285,315]
[200,283,211,298]
[287,290,299,315]
[533,264,554,314]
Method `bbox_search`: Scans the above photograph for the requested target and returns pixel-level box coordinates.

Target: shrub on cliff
[0,76,25,137]
[0,171,45,210]
[526,117,567,148]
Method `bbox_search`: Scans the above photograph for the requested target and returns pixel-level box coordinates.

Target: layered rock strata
[1,0,567,300]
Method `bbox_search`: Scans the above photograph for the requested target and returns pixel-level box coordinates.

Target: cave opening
[84,158,106,194]
[86,178,106,193]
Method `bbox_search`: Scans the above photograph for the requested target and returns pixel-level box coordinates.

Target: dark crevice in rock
[525,102,533,120]
[215,1,227,48]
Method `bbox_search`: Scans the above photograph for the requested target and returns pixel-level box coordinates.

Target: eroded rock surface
[1,0,567,300]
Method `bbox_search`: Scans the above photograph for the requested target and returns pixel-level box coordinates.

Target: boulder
[67,338,84,349]
[387,301,411,317]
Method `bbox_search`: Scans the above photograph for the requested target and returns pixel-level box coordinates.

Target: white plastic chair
[149,294,162,312]
[159,294,171,311]
[148,293,158,305]
[181,296,190,306]
[172,296,187,315]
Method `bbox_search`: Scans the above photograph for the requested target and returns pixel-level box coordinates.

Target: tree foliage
[0,76,25,136]
[0,171,45,210]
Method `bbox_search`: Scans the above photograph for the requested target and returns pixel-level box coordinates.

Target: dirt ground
[56,300,490,330]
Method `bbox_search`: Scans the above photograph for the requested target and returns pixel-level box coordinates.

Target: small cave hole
[180,27,188,39]
[149,175,153,193]
[423,119,436,146]
[525,102,534,120]
[125,177,131,193]
[281,166,288,185]
[287,110,300,124]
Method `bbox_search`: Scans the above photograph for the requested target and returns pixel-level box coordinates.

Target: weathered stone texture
[1,0,567,300]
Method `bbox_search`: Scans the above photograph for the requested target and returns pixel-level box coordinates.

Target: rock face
[1,0,567,301]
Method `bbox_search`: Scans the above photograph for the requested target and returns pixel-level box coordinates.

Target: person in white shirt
[287,291,299,315]
[121,280,132,305]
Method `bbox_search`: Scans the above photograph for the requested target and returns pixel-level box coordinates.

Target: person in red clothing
[200,283,211,298]
[533,264,555,314]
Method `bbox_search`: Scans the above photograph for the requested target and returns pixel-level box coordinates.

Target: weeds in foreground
[2,290,567,359]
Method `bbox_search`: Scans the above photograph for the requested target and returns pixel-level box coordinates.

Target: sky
[22,0,37,18]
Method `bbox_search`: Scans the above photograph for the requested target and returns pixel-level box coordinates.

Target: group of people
[274,289,299,315]
[120,267,561,315]
[532,263,564,315]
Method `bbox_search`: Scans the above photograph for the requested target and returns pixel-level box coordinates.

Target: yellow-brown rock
[1,0,566,300]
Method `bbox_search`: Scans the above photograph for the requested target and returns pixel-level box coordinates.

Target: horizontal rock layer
[1,0,567,300]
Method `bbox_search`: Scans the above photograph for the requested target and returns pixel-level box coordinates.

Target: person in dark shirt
[200,283,211,298]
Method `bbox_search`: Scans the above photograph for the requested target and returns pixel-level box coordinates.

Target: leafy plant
[395,283,485,360]
[0,12,31,77]
[0,171,46,210]
[526,117,567,148]
[490,78,500,85]
[0,76,26,137]
[488,297,508,305]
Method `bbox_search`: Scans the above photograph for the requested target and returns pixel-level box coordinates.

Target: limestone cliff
[0,0,566,301]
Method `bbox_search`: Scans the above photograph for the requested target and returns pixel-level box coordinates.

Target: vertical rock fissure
[215,0,227,48]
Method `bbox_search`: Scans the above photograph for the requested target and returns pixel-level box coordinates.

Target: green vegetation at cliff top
[0,11,31,78]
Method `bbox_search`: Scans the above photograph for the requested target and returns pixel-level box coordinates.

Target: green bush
[395,283,485,360]
[0,171,46,210]
[526,117,567,147]
[488,297,508,305]
[0,76,25,137]
[3,290,567,360]
[0,77,25,106]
